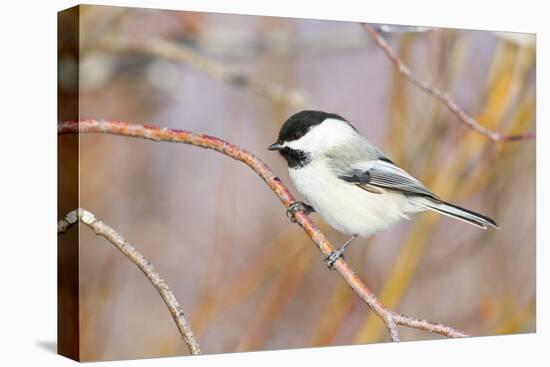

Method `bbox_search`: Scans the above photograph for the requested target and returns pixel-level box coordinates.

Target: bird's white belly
[289,162,410,237]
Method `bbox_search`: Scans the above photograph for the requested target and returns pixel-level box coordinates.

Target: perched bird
[269,110,499,269]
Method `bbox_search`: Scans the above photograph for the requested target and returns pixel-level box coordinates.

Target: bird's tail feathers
[413,198,499,230]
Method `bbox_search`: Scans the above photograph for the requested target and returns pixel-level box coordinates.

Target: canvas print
[57,5,536,362]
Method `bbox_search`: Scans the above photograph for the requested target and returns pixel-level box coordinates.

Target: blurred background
[58,5,535,361]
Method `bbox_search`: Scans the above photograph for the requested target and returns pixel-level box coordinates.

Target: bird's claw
[286,201,314,223]
[324,250,345,270]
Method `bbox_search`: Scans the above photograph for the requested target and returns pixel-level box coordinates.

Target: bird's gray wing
[337,159,439,199]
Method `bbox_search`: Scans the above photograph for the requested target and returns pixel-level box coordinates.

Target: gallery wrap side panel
[57,5,81,362]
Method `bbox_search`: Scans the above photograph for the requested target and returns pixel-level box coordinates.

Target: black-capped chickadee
[269,110,499,269]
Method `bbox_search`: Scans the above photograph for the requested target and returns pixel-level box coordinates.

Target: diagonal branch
[58,208,201,355]
[362,23,535,142]
[58,119,470,342]
[96,37,310,109]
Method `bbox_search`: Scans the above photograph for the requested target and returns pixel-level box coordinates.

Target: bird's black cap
[275,110,348,144]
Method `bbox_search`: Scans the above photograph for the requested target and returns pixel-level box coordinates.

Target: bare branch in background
[57,208,201,355]
[371,24,432,34]
[96,37,310,109]
[59,119,470,341]
[362,23,535,142]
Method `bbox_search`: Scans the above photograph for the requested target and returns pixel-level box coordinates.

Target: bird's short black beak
[268,142,283,151]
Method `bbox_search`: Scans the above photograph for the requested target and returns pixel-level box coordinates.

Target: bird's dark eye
[292,131,303,140]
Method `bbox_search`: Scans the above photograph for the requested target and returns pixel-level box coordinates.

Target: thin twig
[59,119,471,341]
[362,23,535,142]
[96,37,310,109]
[371,24,432,34]
[57,208,201,355]
[390,312,468,338]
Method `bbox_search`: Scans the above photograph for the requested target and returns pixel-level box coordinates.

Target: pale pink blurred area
[68,5,535,361]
